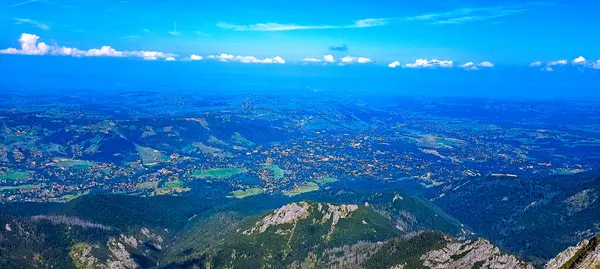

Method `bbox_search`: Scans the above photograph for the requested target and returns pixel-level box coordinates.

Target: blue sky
[1,0,599,66]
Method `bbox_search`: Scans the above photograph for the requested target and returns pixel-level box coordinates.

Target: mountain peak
[545,235,600,269]
[242,201,361,238]
[422,237,533,269]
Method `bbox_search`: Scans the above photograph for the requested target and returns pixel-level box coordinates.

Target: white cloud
[10,0,39,7]
[302,54,336,63]
[340,56,354,63]
[388,61,401,68]
[168,21,180,36]
[547,59,567,66]
[218,4,539,32]
[530,61,542,67]
[0,33,50,55]
[13,18,50,31]
[122,35,140,39]
[458,61,493,70]
[339,56,374,64]
[479,61,494,68]
[404,59,453,68]
[406,5,530,25]
[217,22,329,31]
[207,54,285,64]
[261,56,286,64]
[405,59,433,68]
[207,54,234,61]
[216,18,395,32]
[459,62,478,70]
[81,46,123,57]
[126,51,173,61]
[437,60,453,67]
[302,58,321,62]
[0,33,175,60]
[323,54,335,63]
[572,56,586,65]
[357,57,373,63]
[533,58,600,71]
[189,54,203,61]
[165,56,176,61]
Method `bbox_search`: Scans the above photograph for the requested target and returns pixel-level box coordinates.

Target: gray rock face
[545,236,600,269]
[67,227,165,269]
[565,189,598,215]
[243,201,312,234]
[421,238,533,269]
[243,202,359,235]
[106,235,139,269]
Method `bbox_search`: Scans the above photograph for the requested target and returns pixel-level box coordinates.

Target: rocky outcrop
[243,201,311,234]
[106,235,139,269]
[421,238,533,269]
[565,189,598,215]
[243,202,359,235]
[68,227,165,269]
[70,243,101,269]
[545,235,600,269]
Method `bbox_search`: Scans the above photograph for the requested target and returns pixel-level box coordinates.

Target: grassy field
[231,132,255,147]
[154,186,191,195]
[314,177,337,185]
[153,180,190,195]
[263,164,285,180]
[0,184,44,192]
[135,145,164,166]
[51,158,94,169]
[192,142,221,154]
[0,170,31,181]
[231,188,265,198]
[163,180,184,188]
[136,181,159,189]
[284,182,320,197]
[192,168,245,179]
[58,192,89,202]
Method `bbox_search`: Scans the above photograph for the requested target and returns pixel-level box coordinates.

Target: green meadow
[192,168,245,179]
[284,182,320,197]
[231,188,264,198]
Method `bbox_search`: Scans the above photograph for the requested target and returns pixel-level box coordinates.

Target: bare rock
[421,238,533,269]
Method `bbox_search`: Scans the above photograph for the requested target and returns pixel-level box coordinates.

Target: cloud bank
[404,59,453,68]
[0,33,175,60]
[341,56,373,64]
[531,56,599,71]
[386,59,494,70]
[302,55,372,64]
[458,61,494,70]
[207,54,286,64]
